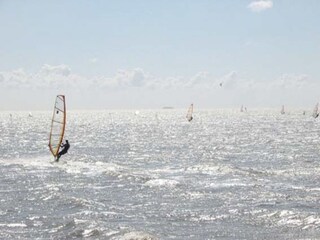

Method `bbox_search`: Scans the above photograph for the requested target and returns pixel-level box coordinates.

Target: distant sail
[240,105,244,112]
[281,105,285,115]
[312,103,319,118]
[109,113,114,125]
[48,95,66,158]
[186,104,193,122]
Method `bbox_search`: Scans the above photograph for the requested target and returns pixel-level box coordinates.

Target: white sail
[312,103,319,118]
[48,95,66,157]
[186,104,193,122]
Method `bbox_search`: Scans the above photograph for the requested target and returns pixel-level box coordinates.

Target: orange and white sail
[49,95,66,157]
[186,104,193,122]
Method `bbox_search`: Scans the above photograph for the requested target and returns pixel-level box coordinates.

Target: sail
[49,95,66,157]
[240,105,244,112]
[313,103,319,118]
[281,105,285,114]
[186,104,193,122]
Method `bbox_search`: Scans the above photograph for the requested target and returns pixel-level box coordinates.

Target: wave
[111,231,158,240]
[248,209,320,230]
[145,179,180,188]
[185,164,235,176]
[0,223,27,228]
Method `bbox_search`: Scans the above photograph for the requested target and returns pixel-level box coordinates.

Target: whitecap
[0,223,27,228]
[145,179,180,188]
[83,228,100,237]
[111,231,158,240]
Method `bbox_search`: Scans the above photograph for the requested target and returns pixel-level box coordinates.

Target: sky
[0,0,320,110]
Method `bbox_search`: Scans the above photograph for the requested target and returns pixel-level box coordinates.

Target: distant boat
[240,105,244,112]
[312,103,319,118]
[28,112,33,117]
[281,105,285,115]
[162,106,174,109]
[186,104,193,122]
[48,95,66,159]
[303,111,306,115]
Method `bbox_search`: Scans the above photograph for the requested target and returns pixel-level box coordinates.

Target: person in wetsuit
[56,140,70,161]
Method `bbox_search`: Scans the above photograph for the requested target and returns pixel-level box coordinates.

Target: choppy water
[1,109,320,239]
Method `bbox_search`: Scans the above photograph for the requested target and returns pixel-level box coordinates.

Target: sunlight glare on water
[1,109,320,239]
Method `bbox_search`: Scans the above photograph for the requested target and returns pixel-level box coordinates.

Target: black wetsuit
[56,142,70,161]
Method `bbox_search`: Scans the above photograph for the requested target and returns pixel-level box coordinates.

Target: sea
[1,109,320,239]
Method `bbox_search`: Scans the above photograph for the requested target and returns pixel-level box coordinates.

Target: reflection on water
[0,109,320,239]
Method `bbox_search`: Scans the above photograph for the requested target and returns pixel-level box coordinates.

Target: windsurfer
[186,104,193,122]
[56,140,70,161]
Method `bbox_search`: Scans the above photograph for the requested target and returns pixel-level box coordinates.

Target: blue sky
[0,0,320,110]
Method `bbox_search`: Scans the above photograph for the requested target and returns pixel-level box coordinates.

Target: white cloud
[269,74,309,89]
[219,71,238,89]
[89,58,98,64]
[157,76,184,89]
[0,66,250,92]
[3,65,310,95]
[40,64,71,76]
[36,64,84,90]
[0,68,30,89]
[91,68,170,91]
[115,69,143,87]
[2,64,318,110]
[0,65,83,90]
[248,0,273,12]
[185,72,210,87]
[127,68,147,87]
